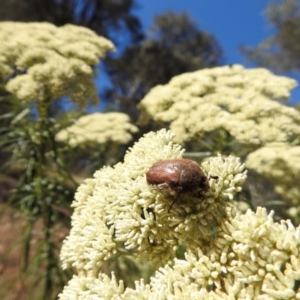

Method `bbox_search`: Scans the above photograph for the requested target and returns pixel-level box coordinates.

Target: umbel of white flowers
[138,65,300,146]
[55,112,139,147]
[59,130,300,299]
[0,22,114,106]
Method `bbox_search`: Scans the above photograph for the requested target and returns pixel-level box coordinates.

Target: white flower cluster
[60,207,300,299]
[138,65,300,146]
[246,144,300,205]
[0,22,114,105]
[59,129,252,299]
[55,112,138,147]
[146,208,300,299]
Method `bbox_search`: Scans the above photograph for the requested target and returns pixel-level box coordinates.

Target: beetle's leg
[168,191,181,212]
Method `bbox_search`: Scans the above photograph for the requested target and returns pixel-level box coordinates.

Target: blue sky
[133,0,300,104]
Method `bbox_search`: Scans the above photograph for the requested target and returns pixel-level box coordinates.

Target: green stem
[37,103,55,300]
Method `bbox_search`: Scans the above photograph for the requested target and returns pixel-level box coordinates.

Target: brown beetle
[146,159,214,212]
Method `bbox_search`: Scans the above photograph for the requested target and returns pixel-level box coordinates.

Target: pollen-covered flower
[0,22,114,106]
[55,112,138,147]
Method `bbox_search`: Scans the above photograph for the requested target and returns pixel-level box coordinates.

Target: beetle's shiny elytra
[146,159,211,211]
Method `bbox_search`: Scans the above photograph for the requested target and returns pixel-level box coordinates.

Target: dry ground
[0,202,70,300]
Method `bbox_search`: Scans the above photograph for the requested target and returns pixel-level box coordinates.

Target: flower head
[56,112,138,147]
[0,22,114,106]
[138,65,299,146]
